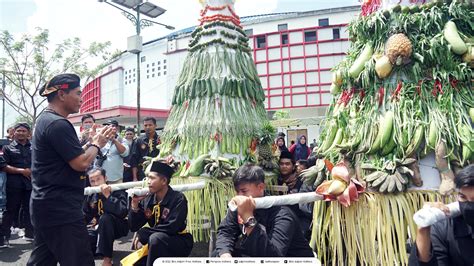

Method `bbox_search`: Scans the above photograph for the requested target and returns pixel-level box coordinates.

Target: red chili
[432,79,443,96]
[449,77,458,89]
[378,86,385,107]
[416,80,422,96]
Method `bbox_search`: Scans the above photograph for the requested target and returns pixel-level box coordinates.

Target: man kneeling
[129,161,193,266]
[215,163,315,257]
[83,167,129,266]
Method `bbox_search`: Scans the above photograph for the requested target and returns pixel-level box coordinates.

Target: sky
[0,0,359,52]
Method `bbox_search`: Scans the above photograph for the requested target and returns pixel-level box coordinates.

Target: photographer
[96,120,129,184]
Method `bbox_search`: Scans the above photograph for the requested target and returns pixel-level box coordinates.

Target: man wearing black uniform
[131,117,160,181]
[28,73,112,266]
[215,163,314,257]
[128,161,193,266]
[277,151,313,239]
[83,167,128,266]
[0,122,34,247]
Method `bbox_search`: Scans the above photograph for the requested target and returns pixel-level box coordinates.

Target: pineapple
[385,33,413,65]
[257,122,277,170]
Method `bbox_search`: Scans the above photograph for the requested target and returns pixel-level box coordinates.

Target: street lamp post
[1,73,5,138]
[98,0,174,132]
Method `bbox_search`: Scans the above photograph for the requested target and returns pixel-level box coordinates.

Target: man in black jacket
[0,122,33,247]
[128,161,193,266]
[409,164,474,266]
[215,163,315,258]
[83,167,129,266]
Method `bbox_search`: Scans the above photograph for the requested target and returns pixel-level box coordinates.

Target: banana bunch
[203,157,236,179]
[362,158,416,193]
[300,159,326,189]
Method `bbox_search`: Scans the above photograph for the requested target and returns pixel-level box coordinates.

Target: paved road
[0,232,210,265]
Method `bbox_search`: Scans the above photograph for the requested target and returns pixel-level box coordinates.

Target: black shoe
[0,236,10,248]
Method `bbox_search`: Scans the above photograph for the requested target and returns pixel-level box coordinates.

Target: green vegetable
[443,21,468,55]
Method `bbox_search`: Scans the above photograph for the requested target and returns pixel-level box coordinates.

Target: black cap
[14,122,31,131]
[125,127,135,133]
[39,73,81,97]
[103,119,119,127]
[149,161,174,179]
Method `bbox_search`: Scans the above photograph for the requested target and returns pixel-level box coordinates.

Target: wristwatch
[242,216,257,235]
[243,216,257,228]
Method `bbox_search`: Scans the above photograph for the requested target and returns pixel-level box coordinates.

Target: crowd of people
[0,73,472,266]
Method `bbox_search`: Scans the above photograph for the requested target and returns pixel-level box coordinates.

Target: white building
[69,5,359,143]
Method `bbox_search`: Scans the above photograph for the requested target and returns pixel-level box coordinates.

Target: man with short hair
[28,73,112,266]
[0,123,34,247]
[128,161,193,266]
[96,119,129,184]
[409,164,474,266]
[278,151,313,239]
[80,114,96,146]
[83,167,129,266]
[215,163,314,257]
[131,117,160,181]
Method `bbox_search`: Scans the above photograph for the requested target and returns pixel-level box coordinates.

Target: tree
[0,27,116,126]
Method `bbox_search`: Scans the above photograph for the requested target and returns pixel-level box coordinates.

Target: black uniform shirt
[409,216,474,266]
[215,204,315,257]
[1,140,32,189]
[128,187,188,235]
[130,133,160,170]
[83,190,129,224]
[31,110,86,228]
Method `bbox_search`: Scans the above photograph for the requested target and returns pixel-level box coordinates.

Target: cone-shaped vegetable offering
[159,0,268,164]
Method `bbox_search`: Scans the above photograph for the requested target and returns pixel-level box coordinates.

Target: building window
[157,61,161,65]
[158,66,161,70]
[133,79,135,82]
[163,59,166,64]
[319,18,329,27]
[333,28,340,39]
[129,75,131,79]
[133,73,135,77]
[141,56,146,62]
[244,29,253,36]
[158,72,161,76]
[281,34,289,45]
[304,31,317,42]
[152,74,155,77]
[147,75,149,79]
[164,71,167,75]
[163,65,167,69]
[256,35,266,49]
[125,70,128,74]
[147,70,149,73]
[278,24,288,31]
[152,62,155,66]
[133,69,136,72]
[147,64,149,68]
[125,81,127,85]
[152,68,155,72]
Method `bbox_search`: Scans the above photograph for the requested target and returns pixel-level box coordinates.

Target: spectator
[289,135,311,161]
[277,151,313,239]
[131,117,160,181]
[214,163,314,257]
[83,167,128,266]
[80,114,96,146]
[310,138,317,151]
[123,127,137,183]
[97,120,129,184]
[127,161,193,265]
[6,127,14,142]
[295,159,309,176]
[275,136,288,153]
[28,73,111,265]
[0,122,34,248]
